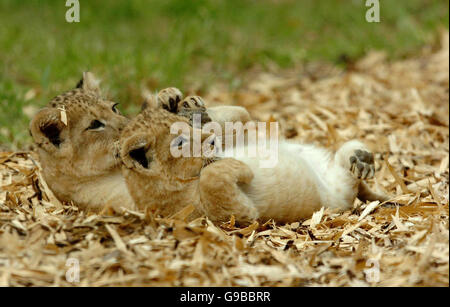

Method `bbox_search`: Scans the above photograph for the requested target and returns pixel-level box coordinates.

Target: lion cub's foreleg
[199,158,258,225]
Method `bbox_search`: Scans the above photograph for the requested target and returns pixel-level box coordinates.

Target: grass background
[0,0,448,148]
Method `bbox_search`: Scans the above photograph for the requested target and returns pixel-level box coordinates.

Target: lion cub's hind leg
[335,140,372,175]
[199,158,258,225]
[349,149,375,180]
[335,140,389,203]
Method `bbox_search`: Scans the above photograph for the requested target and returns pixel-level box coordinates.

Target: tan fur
[30,72,134,211]
[120,108,205,217]
[207,105,251,126]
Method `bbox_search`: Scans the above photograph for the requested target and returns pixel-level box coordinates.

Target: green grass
[0,0,448,148]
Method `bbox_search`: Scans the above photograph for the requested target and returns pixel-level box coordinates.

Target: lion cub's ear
[30,108,67,153]
[121,134,154,170]
[76,71,102,95]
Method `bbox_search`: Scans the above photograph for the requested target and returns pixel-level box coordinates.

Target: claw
[361,165,370,179]
[369,166,375,178]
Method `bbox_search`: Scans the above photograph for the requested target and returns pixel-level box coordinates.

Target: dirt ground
[0,32,448,287]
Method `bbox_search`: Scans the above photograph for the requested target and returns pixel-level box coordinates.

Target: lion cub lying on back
[120,103,388,225]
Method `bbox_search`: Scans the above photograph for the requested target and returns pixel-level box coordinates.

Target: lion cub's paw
[179,96,206,110]
[349,149,375,180]
[157,87,183,113]
[223,158,254,184]
[179,96,212,127]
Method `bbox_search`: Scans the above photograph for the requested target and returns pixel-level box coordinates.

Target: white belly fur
[219,141,357,222]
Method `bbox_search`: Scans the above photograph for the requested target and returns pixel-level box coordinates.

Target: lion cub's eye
[112,103,120,114]
[87,120,105,131]
[183,102,190,108]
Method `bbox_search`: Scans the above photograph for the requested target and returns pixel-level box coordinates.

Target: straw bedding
[0,33,448,286]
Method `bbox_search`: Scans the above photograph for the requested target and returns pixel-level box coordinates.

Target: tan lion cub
[30,72,135,211]
[120,106,388,225]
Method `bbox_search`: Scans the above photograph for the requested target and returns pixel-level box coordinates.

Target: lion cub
[30,72,134,211]
[120,106,388,225]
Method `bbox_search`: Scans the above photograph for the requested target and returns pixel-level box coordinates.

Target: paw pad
[180,96,206,110]
[158,87,183,113]
[349,150,375,179]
